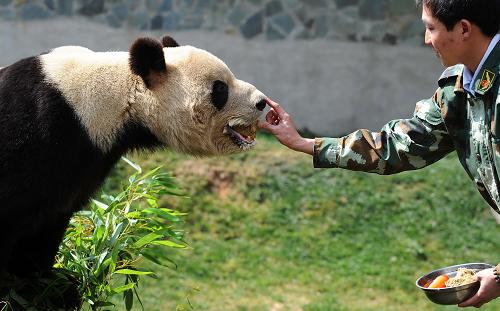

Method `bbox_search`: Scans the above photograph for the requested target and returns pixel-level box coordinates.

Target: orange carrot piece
[428,275,449,289]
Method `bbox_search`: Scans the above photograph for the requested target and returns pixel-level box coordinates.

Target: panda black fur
[0,35,266,280]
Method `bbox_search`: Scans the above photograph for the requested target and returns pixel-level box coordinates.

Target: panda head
[129,35,267,156]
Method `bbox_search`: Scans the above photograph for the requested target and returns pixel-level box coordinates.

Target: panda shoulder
[49,46,95,55]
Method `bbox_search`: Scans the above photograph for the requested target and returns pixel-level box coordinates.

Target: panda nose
[255,99,267,111]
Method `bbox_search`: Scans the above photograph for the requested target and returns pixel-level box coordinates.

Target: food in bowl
[424,268,477,289]
[425,274,449,288]
[445,268,477,287]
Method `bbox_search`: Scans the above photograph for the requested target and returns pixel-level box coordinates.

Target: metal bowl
[415,263,494,305]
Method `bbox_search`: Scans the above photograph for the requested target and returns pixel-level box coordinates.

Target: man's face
[422,5,464,67]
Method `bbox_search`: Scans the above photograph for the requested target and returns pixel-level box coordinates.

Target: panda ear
[161,35,180,48]
[129,37,167,88]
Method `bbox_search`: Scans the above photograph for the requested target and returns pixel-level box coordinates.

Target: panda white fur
[0,35,267,279]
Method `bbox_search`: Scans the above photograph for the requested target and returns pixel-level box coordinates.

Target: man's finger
[266,109,277,123]
[265,98,286,116]
[258,120,274,131]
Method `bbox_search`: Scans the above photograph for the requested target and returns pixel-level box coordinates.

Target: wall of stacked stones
[0,0,424,46]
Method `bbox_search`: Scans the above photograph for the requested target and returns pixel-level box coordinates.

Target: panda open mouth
[223,123,257,148]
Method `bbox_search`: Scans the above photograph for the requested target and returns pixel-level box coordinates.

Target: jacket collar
[473,39,500,96]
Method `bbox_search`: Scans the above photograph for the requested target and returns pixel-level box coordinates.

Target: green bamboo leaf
[114,269,154,276]
[125,211,142,219]
[132,232,163,249]
[96,250,109,271]
[121,156,142,173]
[94,225,105,244]
[151,240,187,248]
[92,199,109,211]
[109,222,125,246]
[143,208,180,222]
[137,166,162,181]
[124,288,134,311]
[112,282,137,293]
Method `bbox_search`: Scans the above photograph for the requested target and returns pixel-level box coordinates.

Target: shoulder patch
[475,69,496,94]
[438,65,464,88]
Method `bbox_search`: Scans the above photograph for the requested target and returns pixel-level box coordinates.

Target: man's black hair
[416,0,500,37]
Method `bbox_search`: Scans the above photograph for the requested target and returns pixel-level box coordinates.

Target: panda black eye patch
[211,80,228,110]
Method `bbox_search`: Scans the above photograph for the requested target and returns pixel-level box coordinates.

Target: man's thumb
[258,120,273,132]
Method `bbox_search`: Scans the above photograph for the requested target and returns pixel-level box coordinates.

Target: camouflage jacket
[313,40,500,214]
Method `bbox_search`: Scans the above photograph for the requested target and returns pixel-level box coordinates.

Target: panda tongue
[234,129,253,143]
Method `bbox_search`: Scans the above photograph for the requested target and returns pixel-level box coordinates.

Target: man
[259,0,500,308]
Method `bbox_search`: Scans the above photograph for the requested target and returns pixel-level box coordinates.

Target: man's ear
[129,37,167,88]
[460,19,472,39]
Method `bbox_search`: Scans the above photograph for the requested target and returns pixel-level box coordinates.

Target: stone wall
[0,0,424,45]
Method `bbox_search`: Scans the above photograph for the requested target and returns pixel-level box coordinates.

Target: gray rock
[293,6,309,25]
[281,0,301,10]
[314,14,328,37]
[266,22,286,40]
[44,0,55,10]
[151,14,163,30]
[161,0,172,11]
[18,3,53,20]
[339,4,359,19]
[0,7,14,20]
[163,11,180,30]
[146,0,163,12]
[402,19,424,39]
[180,13,204,30]
[240,9,263,39]
[265,0,282,16]
[335,0,358,9]
[386,0,417,16]
[363,20,389,42]
[78,0,104,16]
[0,0,11,7]
[111,4,128,21]
[228,2,251,26]
[299,0,325,7]
[176,0,195,10]
[359,0,385,20]
[329,9,359,40]
[128,9,150,30]
[57,0,73,15]
[248,0,264,6]
[195,0,214,11]
[270,13,295,35]
[106,13,122,28]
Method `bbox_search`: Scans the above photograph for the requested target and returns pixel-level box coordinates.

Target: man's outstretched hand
[258,99,315,155]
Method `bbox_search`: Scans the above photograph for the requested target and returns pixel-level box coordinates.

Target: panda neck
[41,51,156,152]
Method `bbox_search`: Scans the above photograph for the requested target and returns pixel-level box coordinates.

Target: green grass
[106,133,499,311]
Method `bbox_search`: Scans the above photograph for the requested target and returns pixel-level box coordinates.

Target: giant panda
[0,35,267,280]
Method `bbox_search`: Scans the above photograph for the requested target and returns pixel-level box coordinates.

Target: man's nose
[424,29,431,45]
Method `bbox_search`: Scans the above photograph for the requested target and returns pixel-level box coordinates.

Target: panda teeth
[224,125,256,148]
[228,119,246,127]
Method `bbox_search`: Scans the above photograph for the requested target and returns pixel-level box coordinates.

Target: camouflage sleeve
[313,90,455,174]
